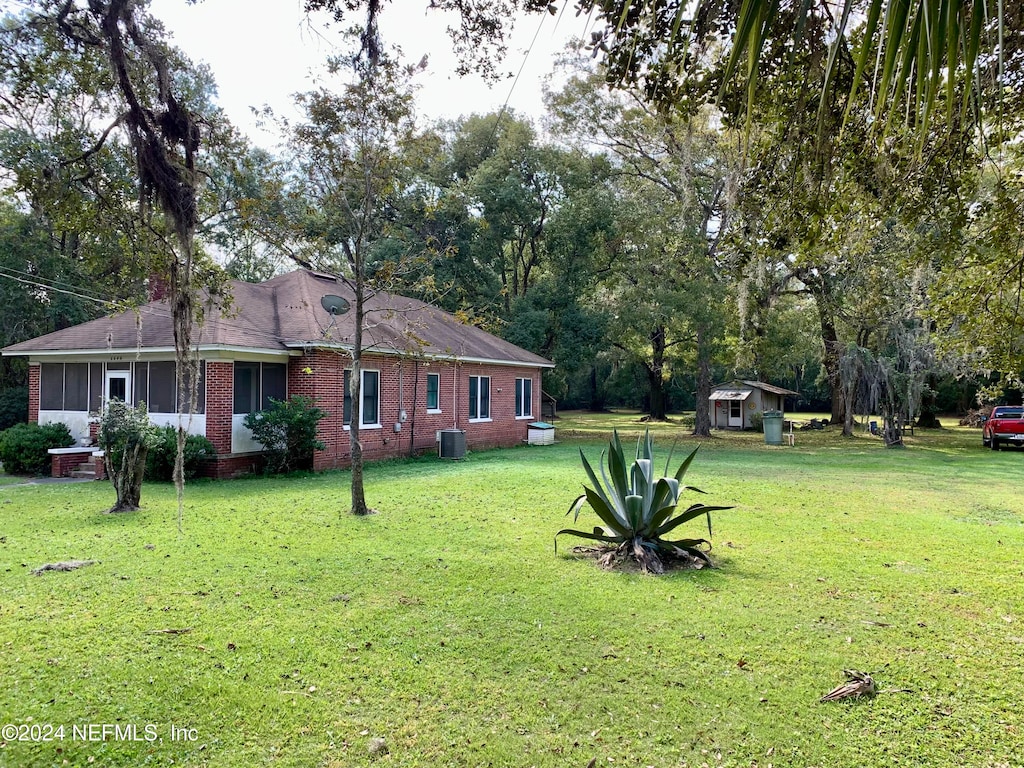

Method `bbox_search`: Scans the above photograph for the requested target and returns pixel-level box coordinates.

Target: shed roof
[708,388,752,401]
[2,269,554,368]
[708,379,800,400]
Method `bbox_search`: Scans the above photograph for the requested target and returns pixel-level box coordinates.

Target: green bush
[144,425,216,482]
[0,421,75,475]
[748,412,764,431]
[243,395,326,474]
[0,387,29,431]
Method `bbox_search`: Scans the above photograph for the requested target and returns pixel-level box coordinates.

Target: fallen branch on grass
[31,560,96,576]
[145,627,193,635]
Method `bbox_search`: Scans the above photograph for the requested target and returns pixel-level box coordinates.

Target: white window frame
[468,374,491,422]
[344,368,382,430]
[104,369,131,406]
[515,377,533,419]
[426,372,441,414]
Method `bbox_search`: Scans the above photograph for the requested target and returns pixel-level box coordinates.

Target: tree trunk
[588,365,606,411]
[693,325,713,437]
[349,287,370,516]
[818,309,846,427]
[107,444,148,513]
[647,324,669,421]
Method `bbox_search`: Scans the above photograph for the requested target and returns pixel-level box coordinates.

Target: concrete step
[71,461,98,480]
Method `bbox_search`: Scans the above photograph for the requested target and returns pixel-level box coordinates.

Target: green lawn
[1,416,1021,767]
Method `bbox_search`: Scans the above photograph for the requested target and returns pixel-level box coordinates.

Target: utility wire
[485,10,550,150]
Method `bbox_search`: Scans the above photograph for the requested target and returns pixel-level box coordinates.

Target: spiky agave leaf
[579,448,628,528]
[656,503,733,539]
[673,445,701,485]
[645,477,682,535]
[554,525,621,553]
[606,431,630,504]
[631,457,653,514]
[624,493,644,534]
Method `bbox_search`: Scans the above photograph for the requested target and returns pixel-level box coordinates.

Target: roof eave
[3,345,297,359]
[282,341,555,368]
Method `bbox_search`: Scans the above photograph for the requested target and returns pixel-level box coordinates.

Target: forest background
[2,0,1023,436]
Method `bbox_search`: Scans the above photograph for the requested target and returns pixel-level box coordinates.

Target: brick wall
[284,353,542,469]
[193,353,544,475]
[28,363,40,424]
[204,361,233,454]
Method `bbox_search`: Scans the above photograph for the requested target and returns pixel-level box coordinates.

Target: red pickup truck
[982,406,1024,450]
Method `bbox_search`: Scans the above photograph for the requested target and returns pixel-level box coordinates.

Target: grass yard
[1,415,1022,767]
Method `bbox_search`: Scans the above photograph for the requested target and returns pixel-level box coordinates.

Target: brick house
[2,270,554,477]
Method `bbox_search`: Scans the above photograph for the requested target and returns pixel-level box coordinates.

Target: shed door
[729,400,743,428]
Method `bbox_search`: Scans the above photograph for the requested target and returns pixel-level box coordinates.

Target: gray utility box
[438,429,467,459]
[762,410,784,445]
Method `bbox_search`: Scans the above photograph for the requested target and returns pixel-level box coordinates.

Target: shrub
[748,412,763,432]
[243,395,326,474]
[98,401,158,513]
[144,425,216,481]
[0,387,29,431]
[557,429,731,574]
[0,421,75,475]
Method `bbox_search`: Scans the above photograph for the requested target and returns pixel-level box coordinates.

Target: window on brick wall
[343,368,381,428]
[426,372,440,412]
[515,377,533,419]
[469,375,490,421]
[233,361,287,414]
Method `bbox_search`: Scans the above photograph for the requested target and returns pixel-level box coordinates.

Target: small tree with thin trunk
[245,40,428,515]
[98,399,157,513]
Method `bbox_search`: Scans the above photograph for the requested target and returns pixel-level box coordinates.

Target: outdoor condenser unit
[438,429,467,459]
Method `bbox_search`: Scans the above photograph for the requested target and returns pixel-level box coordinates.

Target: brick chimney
[146,273,170,302]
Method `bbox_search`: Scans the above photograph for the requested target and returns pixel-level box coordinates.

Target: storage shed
[708,380,800,430]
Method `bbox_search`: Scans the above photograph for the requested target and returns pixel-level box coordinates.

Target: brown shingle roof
[2,270,554,368]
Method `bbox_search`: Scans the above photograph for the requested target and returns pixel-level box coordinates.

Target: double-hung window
[515,377,533,419]
[343,369,381,428]
[426,372,440,412]
[468,375,490,421]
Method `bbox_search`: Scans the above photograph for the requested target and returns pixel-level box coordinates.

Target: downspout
[409,360,419,458]
[453,362,459,429]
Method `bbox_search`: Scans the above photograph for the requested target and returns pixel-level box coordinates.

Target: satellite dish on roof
[320,294,351,315]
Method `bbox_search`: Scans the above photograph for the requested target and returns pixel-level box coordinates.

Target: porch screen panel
[89,363,103,412]
[148,361,176,413]
[261,363,287,409]
[40,363,64,410]
[177,361,206,414]
[134,362,149,407]
[233,362,260,414]
[64,363,89,411]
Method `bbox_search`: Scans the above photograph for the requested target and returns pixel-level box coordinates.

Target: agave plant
[557,429,731,574]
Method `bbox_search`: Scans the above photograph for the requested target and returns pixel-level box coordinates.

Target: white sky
[147,0,588,146]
